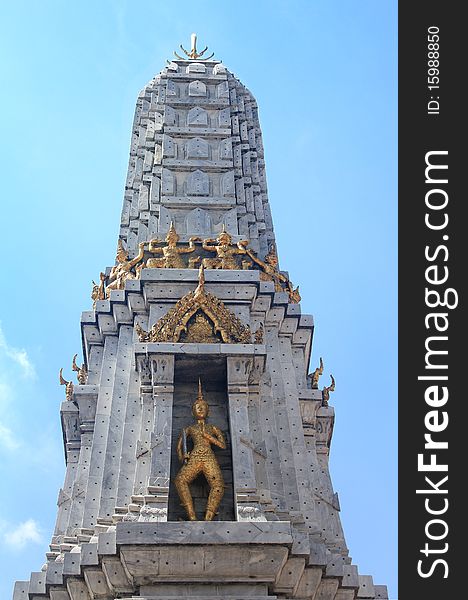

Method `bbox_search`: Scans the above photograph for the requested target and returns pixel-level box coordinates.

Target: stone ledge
[140,269,260,284]
[116,521,293,546]
[135,342,266,356]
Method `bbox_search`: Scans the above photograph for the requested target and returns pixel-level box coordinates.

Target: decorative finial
[116,238,128,261]
[72,353,88,385]
[198,377,204,401]
[174,34,214,61]
[59,368,74,402]
[194,264,206,297]
[309,357,324,389]
[322,374,335,406]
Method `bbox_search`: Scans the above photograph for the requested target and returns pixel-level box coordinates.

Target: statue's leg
[174,460,201,521]
[201,460,225,521]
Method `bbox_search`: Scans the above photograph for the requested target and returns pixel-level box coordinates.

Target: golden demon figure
[174,380,226,521]
[146,222,200,269]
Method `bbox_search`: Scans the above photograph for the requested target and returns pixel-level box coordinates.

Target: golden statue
[59,369,74,401]
[246,243,301,303]
[136,265,253,344]
[322,374,335,406]
[105,240,145,295]
[91,272,106,307]
[309,357,324,389]
[174,380,226,521]
[202,225,249,270]
[145,222,200,269]
[72,354,88,385]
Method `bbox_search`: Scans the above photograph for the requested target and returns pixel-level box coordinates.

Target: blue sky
[0,1,397,597]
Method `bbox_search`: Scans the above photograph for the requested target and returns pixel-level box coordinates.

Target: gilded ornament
[91,272,106,307]
[72,354,88,385]
[322,374,335,406]
[180,312,220,343]
[59,369,74,402]
[246,243,301,303]
[174,33,215,61]
[174,379,226,521]
[144,222,200,269]
[136,265,252,344]
[135,323,150,342]
[202,225,249,270]
[254,323,264,344]
[105,240,145,296]
[309,357,324,389]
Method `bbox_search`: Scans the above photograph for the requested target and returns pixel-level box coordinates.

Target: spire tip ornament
[174,33,215,61]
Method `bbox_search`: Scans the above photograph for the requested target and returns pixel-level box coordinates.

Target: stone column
[131,352,174,522]
[227,355,266,521]
[134,356,153,497]
[53,401,81,539]
[148,354,175,496]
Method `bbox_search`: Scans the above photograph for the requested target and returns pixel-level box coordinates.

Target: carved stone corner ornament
[136,265,253,344]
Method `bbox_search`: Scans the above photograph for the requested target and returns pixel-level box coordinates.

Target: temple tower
[13,37,388,600]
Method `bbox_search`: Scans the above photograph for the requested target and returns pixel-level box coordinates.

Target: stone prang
[13,46,388,600]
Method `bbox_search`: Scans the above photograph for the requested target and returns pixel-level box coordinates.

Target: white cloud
[0,381,12,407]
[0,422,20,450]
[2,519,42,550]
[0,324,36,379]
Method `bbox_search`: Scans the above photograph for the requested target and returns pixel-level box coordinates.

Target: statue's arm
[235,240,249,253]
[246,248,264,268]
[176,430,184,462]
[176,236,201,253]
[148,239,163,253]
[128,242,146,267]
[202,240,216,252]
[205,426,226,450]
[179,245,196,254]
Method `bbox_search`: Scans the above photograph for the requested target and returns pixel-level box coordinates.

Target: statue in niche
[105,240,145,295]
[174,380,226,521]
[145,222,200,269]
[202,225,249,270]
[246,243,301,303]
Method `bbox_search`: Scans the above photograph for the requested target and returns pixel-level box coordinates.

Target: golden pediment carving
[136,266,254,344]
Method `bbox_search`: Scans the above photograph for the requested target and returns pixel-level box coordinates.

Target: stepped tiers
[13,39,387,600]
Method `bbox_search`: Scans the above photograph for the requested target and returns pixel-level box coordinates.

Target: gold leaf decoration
[136,266,252,344]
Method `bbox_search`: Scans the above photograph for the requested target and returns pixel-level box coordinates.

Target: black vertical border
[399,4,464,599]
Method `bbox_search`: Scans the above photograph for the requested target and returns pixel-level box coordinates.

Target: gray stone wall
[119,60,274,260]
